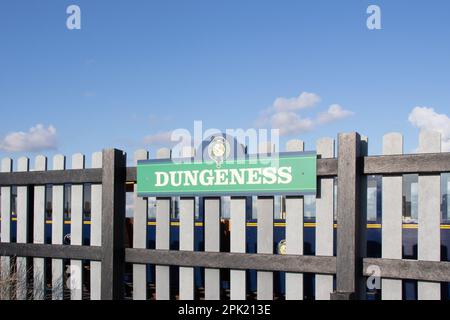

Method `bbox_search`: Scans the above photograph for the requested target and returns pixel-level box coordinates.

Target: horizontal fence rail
[0,243,103,261]
[0,169,103,186]
[364,153,450,175]
[125,249,337,274]
[363,258,450,283]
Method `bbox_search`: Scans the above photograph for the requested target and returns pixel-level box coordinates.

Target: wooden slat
[0,158,12,300]
[230,198,247,300]
[256,142,274,300]
[178,147,195,300]
[285,140,304,300]
[70,154,85,300]
[381,133,403,300]
[52,154,66,300]
[16,157,29,300]
[358,136,369,299]
[33,155,47,300]
[155,147,171,300]
[133,149,149,300]
[257,197,274,300]
[204,198,221,300]
[418,131,441,300]
[90,152,102,300]
[179,198,195,300]
[315,138,335,300]
[156,198,171,300]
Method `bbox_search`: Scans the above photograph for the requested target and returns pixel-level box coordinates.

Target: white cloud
[0,124,58,153]
[255,91,354,137]
[145,91,353,143]
[408,106,450,151]
[317,104,354,124]
[272,92,321,112]
[270,112,315,136]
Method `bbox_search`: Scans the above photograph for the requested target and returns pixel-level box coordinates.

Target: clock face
[208,137,231,167]
[212,142,226,157]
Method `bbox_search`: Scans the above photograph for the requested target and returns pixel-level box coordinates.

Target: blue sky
[1,0,450,165]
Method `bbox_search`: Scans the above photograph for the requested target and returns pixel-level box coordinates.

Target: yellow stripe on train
[1,217,450,229]
[144,221,450,229]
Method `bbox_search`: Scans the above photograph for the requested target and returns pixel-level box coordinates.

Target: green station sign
[137,152,317,197]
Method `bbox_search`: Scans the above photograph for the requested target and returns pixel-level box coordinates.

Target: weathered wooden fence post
[331,132,363,300]
[101,149,127,300]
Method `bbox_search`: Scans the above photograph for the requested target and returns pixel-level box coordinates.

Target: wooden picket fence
[0,131,449,300]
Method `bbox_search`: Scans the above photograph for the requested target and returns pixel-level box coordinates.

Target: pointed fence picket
[315,138,335,300]
[33,155,47,300]
[0,158,12,300]
[90,152,102,300]
[285,139,305,300]
[133,149,149,300]
[179,147,196,300]
[417,131,442,300]
[257,142,275,300]
[52,154,66,300]
[16,157,29,300]
[71,153,85,300]
[155,147,172,300]
[381,133,403,300]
